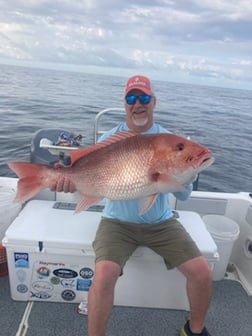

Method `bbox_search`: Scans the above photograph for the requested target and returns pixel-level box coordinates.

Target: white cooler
[3,200,218,310]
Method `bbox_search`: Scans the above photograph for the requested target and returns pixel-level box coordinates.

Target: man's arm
[172,183,193,201]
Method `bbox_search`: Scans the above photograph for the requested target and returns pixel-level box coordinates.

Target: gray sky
[1,0,252,89]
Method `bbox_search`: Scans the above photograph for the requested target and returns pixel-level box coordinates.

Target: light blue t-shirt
[99,122,192,224]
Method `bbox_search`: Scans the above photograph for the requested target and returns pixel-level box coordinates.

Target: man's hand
[50,176,76,193]
[50,162,76,193]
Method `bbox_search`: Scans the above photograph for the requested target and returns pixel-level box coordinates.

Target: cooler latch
[37,241,44,253]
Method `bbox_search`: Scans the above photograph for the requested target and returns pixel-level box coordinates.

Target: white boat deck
[1,274,252,336]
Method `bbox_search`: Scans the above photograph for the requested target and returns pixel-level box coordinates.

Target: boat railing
[94,107,125,143]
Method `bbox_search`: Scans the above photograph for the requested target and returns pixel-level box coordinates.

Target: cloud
[0,0,251,89]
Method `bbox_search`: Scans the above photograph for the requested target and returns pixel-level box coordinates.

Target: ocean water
[0,63,251,193]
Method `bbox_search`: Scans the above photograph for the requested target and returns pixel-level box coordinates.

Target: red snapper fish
[8,131,214,213]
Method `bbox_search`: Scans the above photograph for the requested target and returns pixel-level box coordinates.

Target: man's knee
[92,260,121,289]
[178,256,212,283]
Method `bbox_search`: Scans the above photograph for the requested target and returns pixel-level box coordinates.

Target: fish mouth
[192,150,215,171]
[200,156,215,168]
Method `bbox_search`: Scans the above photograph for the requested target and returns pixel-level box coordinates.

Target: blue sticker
[76,279,92,291]
[14,253,29,268]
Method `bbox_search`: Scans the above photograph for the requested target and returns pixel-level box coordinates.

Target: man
[55,75,212,336]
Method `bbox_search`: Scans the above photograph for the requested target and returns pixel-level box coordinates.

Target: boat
[0,108,252,336]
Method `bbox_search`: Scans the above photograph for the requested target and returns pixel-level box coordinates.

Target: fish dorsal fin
[70,131,137,165]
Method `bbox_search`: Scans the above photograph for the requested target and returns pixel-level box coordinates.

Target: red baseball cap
[125,75,154,96]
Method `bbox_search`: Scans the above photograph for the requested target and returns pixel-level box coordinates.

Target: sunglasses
[125,94,152,105]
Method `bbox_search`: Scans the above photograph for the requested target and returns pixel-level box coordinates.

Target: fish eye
[176,143,184,151]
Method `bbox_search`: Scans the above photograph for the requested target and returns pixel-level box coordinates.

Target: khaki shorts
[93,216,201,270]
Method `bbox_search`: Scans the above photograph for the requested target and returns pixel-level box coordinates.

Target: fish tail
[8,162,52,203]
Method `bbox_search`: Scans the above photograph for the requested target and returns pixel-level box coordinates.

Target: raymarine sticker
[37,266,50,278]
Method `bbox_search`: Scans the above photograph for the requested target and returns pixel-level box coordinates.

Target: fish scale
[73,140,153,200]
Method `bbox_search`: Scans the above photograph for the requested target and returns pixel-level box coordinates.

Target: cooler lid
[178,211,218,260]
[4,200,101,250]
[133,211,218,261]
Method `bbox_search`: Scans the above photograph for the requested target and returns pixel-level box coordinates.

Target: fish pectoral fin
[138,194,159,214]
[75,195,103,213]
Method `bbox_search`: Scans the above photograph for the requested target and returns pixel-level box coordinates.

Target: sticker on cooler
[76,278,92,291]
[53,268,78,278]
[79,267,94,279]
[14,252,29,268]
[32,281,54,293]
[61,289,76,301]
[30,291,52,300]
[17,284,28,294]
[16,269,26,282]
[60,279,75,289]
[37,266,51,278]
